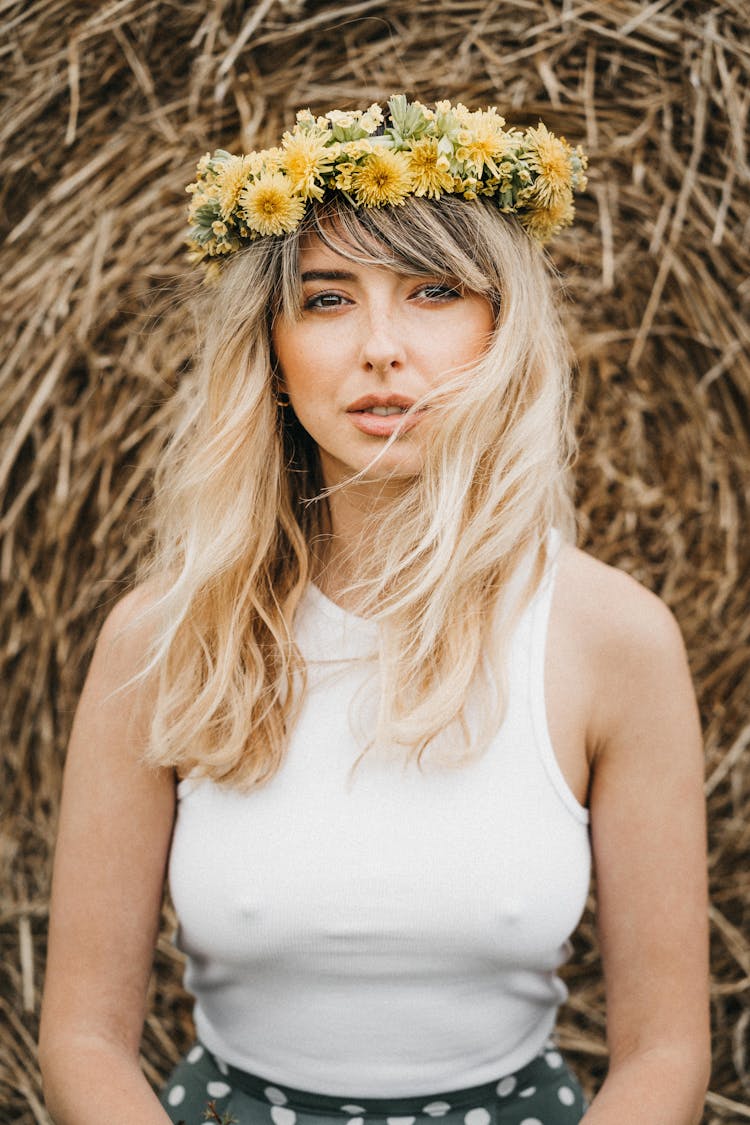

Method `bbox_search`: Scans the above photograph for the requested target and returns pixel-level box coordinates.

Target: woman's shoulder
[98,573,172,643]
[89,576,172,696]
[555,542,692,759]
[556,540,685,656]
[63,578,176,799]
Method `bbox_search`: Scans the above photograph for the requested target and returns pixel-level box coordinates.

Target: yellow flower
[351,148,413,206]
[452,102,473,126]
[520,190,575,242]
[524,123,574,207]
[407,138,454,198]
[452,173,479,198]
[334,162,357,192]
[248,147,284,176]
[239,173,307,236]
[359,103,384,132]
[340,139,374,160]
[456,108,509,177]
[326,109,357,129]
[216,155,254,221]
[281,130,335,199]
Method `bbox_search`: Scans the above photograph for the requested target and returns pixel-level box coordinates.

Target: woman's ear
[270,354,290,409]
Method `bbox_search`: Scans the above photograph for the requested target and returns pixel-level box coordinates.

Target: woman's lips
[346,395,425,437]
[348,410,425,436]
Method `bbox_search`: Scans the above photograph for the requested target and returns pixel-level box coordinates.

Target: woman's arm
[580,571,711,1123]
[39,586,176,1125]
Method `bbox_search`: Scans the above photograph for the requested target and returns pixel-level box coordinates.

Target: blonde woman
[39,100,710,1125]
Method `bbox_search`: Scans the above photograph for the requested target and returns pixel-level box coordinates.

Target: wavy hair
[133,194,578,789]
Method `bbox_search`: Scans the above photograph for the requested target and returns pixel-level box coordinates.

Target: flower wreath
[185,95,588,264]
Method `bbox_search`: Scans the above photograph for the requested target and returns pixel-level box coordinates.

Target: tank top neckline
[306,527,559,629]
[306,580,372,626]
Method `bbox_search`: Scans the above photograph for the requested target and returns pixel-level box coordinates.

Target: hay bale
[1,3,747,1122]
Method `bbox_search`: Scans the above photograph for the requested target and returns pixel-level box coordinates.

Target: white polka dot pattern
[167,1085,185,1106]
[265,1086,289,1105]
[162,1042,583,1125]
[271,1107,297,1125]
[464,1109,490,1125]
[422,1101,452,1116]
[207,1081,231,1098]
[495,1076,516,1097]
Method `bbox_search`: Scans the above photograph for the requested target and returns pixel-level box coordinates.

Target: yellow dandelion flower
[239,173,307,236]
[351,149,413,207]
[216,155,254,221]
[524,123,574,207]
[281,130,335,199]
[408,138,454,199]
[520,190,575,242]
[456,109,510,178]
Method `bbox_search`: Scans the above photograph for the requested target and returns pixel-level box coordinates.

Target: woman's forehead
[298,232,344,262]
[296,226,442,278]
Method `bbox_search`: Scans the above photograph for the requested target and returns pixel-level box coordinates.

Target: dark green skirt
[159,1040,587,1125]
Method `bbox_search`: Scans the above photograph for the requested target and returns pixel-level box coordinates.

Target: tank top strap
[527,527,589,824]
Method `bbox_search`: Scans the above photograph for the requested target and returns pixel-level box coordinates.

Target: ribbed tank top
[168,527,591,1095]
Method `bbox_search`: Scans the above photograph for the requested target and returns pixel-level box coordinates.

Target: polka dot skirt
[159,1040,587,1124]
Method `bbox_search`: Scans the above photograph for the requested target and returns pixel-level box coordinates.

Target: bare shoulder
[97,575,168,651]
[72,577,172,767]
[555,543,694,760]
[556,542,686,657]
[89,577,172,693]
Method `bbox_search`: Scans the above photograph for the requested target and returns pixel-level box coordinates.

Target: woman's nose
[358,314,408,374]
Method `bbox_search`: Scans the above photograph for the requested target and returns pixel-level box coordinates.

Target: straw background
[1,1,748,1122]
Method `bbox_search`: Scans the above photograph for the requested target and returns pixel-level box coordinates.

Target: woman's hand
[39,586,176,1124]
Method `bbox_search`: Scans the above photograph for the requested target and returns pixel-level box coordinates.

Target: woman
[39,98,710,1125]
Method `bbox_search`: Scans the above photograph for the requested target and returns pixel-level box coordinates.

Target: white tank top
[169,527,591,1095]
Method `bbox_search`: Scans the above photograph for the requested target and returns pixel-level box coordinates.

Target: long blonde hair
[134,194,578,788]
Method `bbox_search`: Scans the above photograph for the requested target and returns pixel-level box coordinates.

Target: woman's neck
[309,481,402,611]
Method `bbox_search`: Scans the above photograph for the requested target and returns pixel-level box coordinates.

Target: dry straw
[1,1,748,1122]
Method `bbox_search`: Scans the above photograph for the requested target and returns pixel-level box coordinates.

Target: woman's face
[272,233,495,488]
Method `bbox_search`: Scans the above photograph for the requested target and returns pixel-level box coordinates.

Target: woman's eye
[304,292,348,310]
[414,283,462,302]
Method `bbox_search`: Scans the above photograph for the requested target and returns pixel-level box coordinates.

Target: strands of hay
[1,2,747,1122]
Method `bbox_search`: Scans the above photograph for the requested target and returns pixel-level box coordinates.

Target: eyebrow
[300,269,358,282]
